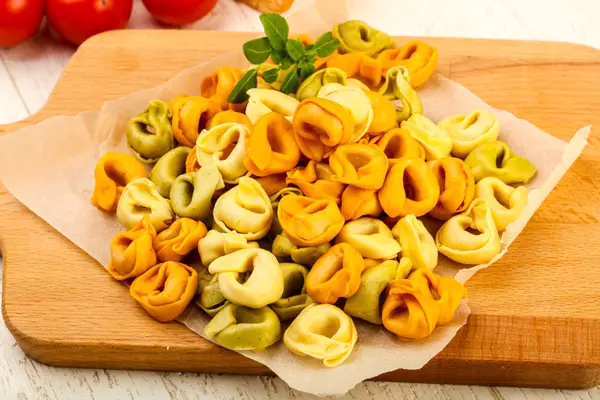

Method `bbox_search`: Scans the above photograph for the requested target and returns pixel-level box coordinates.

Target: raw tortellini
[245,88,299,124]
[465,140,537,184]
[286,161,345,205]
[207,110,252,130]
[326,52,383,87]
[126,100,175,163]
[296,68,348,101]
[197,271,230,317]
[201,66,245,111]
[408,269,467,325]
[116,178,174,232]
[130,261,198,322]
[436,198,501,265]
[372,127,426,163]
[339,186,382,221]
[108,216,157,280]
[376,40,438,87]
[169,95,221,147]
[474,177,528,231]
[378,66,423,123]
[401,114,452,160]
[150,146,191,198]
[208,248,284,308]
[329,143,388,190]
[283,304,357,367]
[365,91,398,135]
[335,217,401,259]
[271,232,331,267]
[204,304,281,350]
[270,263,314,320]
[198,229,259,267]
[213,177,273,240]
[154,218,208,262]
[391,214,438,271]
[170,164,224,220]
[333,20,394,56]
[428,157,475,220]
[439,109,500,158]
[196,122,250,183]
[91,152,148,212]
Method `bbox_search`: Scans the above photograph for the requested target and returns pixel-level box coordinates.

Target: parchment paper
[0,0,590,396]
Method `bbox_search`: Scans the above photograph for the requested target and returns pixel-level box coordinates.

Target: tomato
[46,0,133,46]
[142,0,217,26]
[0,0,45,47]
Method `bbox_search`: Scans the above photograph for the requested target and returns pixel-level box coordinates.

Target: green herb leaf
[260,13,289,51]
[305,44,314,52]
[280,67,299,94]
[280,53,295,70]
[313,31,340,58]
[243,37,273,65]
[285,39,306,61]
[262,67,280,84]
[270,50,284,64]
[227,68,258,103]
[299,63,316,80]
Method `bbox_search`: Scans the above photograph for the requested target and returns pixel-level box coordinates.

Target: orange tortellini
[365,91,398,135]
[207,110,253,130]
[376,40,438,87]
[108,216,157,280]
[326,52,383,87]
[428,157,475,220]
[286,161,345,204]
[201,66,246,111]
[408,269,467,325]
[329,143,388,190]
[154,218,208,262]
[372,128,426,164]
[170,95,221,147]
[339,186,382,221]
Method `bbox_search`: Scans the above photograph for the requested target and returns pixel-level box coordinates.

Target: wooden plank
[1,30,599,389]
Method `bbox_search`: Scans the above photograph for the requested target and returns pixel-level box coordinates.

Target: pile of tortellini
[91,20,537,368]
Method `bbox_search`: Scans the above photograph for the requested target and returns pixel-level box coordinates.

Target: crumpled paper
[0,0,589,396]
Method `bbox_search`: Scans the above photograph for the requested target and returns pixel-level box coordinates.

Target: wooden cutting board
[1,30,599,389]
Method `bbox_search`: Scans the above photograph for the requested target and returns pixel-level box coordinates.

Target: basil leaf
[270,50,284,64]
[260,13,289,51]
[280,68,299,94]
[313,31,340,58]
[262,67,280,84]
[227,68,258,103]
[243,37,273,65]
[280,53,295,70]
[285,39,306,61]
[305,44,314,52]
[299,63,316,80]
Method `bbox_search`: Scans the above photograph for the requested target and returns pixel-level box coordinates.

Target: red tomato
[0,0,45,47]
[46,0,133,45]
[142,0,217,26]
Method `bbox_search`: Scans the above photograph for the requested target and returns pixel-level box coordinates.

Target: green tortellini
[150,146,191,198]
[204,304,281,350]
[116,177,174,232]
[270,263,314,321]
[379,66,423,123]
[170,164,224,220]
[296,68,348,101]
[126,100,175,163]
[333,20,394,56]
[197,273,230,317]
[272,233,331,267]
[465,140,537,184]
[401,113,453,160]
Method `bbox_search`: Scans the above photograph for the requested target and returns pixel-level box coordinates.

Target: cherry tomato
[141,0,217,26]
[46,0,133,46]
[0,0,45,47]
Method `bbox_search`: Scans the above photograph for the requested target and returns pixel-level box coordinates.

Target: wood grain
[1,30,599,389]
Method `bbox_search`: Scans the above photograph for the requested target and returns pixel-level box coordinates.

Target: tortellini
[170,164,224,220]
[376,40,438,87]
[197,273,230,317]
[286,160,345,204]
[169,95,221,147]
[439,109,500,158]
[296,68,348,101]
[435,198,501,265]
[283,304,357,367]
[317,83,374,142]
[305,243,364,304]
[378,66,423,123]
[256,173,288,197]
[277,195,345,247]
[270,263,314,320]
[245,88,299,124]
[333,20,394,56]
[335,217,401,259]
[474,177,528,231]
[126,100,175,163]
[271,233,331,267]
[155,218,208,262]
[391,214,438,271]
[185,146,200,173]
[130,261,198,322]
[150,147,191,198]
[108,216,157,280]
[293,97,354,161]
[198,229,259,267]
[339,186,382,221]
[408,269,467,325]
[372,127,425,163]
[365,91,398,135]
[428,157,475,220]
[196,122,250,183]
[465,141,537,184]
[329,143,388,190]
[208,248,284,308]
[116,178,174,232]
[378,157,440,218]
[207,110,253,130]
[401,114,452,160]
[244,113,301,176]
[326,52,383,88]
[91,152,148,212]
[201,66,245,111]
[213,177,273,240]
[204,304,281,350]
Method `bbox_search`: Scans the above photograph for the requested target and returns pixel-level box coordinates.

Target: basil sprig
[228,13,340,103]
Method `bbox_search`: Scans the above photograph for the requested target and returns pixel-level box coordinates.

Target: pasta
[428,157,475,219]
[245,88,299,124]
[378,66,423,123]
[333,20,394,56]
[365,91,398,135]
[328,143,388,190]
[326,52,383,87]
[371,127,426,164]
[465,140,537,184]
[474,177,528,231]
[286,161,345,204]
[335,217,401,259]
[170,95,221,147]
[108,216,157,280]
[170,164,224,220]
[201,66,246,111]
[376,40,438,87]
[271,233,331,267]
[150,147,191,198]
[196,122,250,183]
[438,109,500,158]
[154,218,208,262]
[391,214,438,271]
[296,68,348,101]
[198,229,259,267]
[116,178,174,232]
[401,114,452,160]
[270,263,315,320]
[126,100,175,163]
[339,186,383,221]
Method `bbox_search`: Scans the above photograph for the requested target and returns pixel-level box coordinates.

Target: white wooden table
[1,0,600,398]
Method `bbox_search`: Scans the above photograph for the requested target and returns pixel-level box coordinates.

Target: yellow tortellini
[333,20,394,56]
[474,177,528,231]
[197,273,230,317]
[317,83,374,143]
[271,232,331,267]
[170,164,224,220]
[208,248,284,308]
[270,263,315,321]
[379,66,423,123]
[438,109,500,159]
[391,214,438,271]
[296,68,347,101]
[116,178,174,232]
[204,304,281,350]
[401,114,452,160]
[198,229,259,267]
[213,177,273,240]
[436,199,501,265]
[283,304,358,367]
[335,217,401,260]
[196,122,250,183]
[245,88,299,124]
